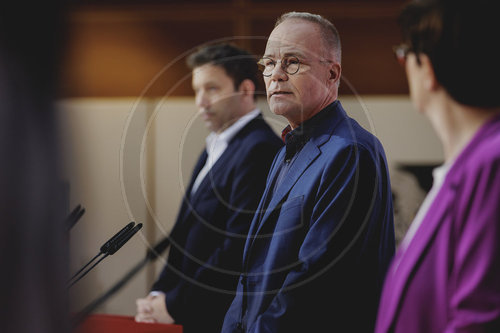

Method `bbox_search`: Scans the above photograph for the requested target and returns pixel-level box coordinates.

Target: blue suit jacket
[222,101,395,333]
[152,115,282,333]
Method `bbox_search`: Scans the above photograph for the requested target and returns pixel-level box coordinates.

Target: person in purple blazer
[376,1,500,332]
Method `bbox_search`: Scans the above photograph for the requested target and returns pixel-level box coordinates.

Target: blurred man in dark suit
[135,44,282,333]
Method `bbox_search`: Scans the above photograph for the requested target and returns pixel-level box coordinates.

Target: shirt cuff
[149,290,165,297]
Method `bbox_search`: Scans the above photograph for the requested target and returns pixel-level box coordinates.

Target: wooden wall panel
[333,17,408,95]
[62,19,233,97]
[60,1,408,97]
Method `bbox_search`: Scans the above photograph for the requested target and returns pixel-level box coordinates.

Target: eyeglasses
[258,56,301,77]
[392,43,410,66]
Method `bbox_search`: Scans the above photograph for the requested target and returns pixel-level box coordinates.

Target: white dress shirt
[399,161,452,251]
[190,109,261,196]
[390,162,452,275]
[149,109,260,299]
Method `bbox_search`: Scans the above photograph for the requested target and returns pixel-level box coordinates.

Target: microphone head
[67,204,81,220]
[66,204,85,230]
[100,222,135,254]
[107,223,143,255]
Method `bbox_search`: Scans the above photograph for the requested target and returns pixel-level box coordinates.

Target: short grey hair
[275,12,342,63]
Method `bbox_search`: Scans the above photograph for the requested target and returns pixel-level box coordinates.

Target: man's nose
[268,62,288,81]
[195,91,210,109]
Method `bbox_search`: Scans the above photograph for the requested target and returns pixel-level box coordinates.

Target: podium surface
[76,314,183,333]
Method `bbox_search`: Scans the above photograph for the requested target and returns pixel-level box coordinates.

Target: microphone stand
[72,237,170,327]
[68,222,141,288]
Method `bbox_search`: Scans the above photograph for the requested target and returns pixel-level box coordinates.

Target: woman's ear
[419,54,439,91]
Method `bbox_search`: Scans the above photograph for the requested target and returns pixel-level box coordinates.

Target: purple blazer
[376,114,500,333]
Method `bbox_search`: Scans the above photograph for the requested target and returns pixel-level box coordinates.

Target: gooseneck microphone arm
[68,222,135,283]
[72,236,171,327]
[69,252,101,283]
[68,254,109,288]
[68,222,142,287]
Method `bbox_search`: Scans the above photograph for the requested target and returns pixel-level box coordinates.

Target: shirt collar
[282,101,338,162]
[206,108,260,153]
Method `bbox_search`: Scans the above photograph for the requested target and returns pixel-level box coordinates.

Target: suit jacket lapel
[252,102,347,237]
[243,149,284,264]
[243,144,321,267]
[253,141,320,237]
[189,115,265,205]
[189,134,245,205]
[189,150,208,192]
[244,102,347,264]
[174,150,207,232]
[247,149,285,237]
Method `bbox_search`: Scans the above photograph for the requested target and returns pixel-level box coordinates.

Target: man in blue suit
[135,44,282,333]
[221,13,395,332]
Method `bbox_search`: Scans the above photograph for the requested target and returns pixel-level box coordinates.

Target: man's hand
[135,293,175,324]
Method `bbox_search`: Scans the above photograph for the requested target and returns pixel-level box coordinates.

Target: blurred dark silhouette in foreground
[0,1,69,332]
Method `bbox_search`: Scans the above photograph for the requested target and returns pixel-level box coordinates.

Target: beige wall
[60,95,443,316]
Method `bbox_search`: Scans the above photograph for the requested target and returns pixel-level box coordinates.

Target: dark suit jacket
[152,115,282,333]
[222,101,395,333]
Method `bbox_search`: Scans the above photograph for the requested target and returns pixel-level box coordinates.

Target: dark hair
[399,0,499,108]
[186,43,260,99]
[275,12,342,63]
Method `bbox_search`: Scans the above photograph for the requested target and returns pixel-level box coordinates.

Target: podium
[76,314,183,333]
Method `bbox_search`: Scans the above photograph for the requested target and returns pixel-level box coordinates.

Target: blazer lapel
[379,115,500,332]
[170,150,208,237]
[243,149,284,265]
[253,140,321,237]
[378,184,456,332]
[243,143,320,267]
[189,150,208,193]
[189,115,264,204]
[246,149,285,237]
[180,151,207,212]
[251,102,348,239]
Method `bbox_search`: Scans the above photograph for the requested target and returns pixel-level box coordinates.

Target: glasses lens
[284,56,300,75]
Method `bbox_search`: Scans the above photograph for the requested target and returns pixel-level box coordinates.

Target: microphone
[66,204,86,231]
[106,223,143,255]
[69,222,135,283]
[72,236,171,327]
[100,222,136,255]
[68,222,142,288]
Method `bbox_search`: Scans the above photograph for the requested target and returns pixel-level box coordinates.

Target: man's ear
[328,62,341,86]
[419,54,439,91]
[238,79,256,98]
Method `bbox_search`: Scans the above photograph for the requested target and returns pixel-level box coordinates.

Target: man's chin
[204,121,216,132]
[270,101,299,118]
